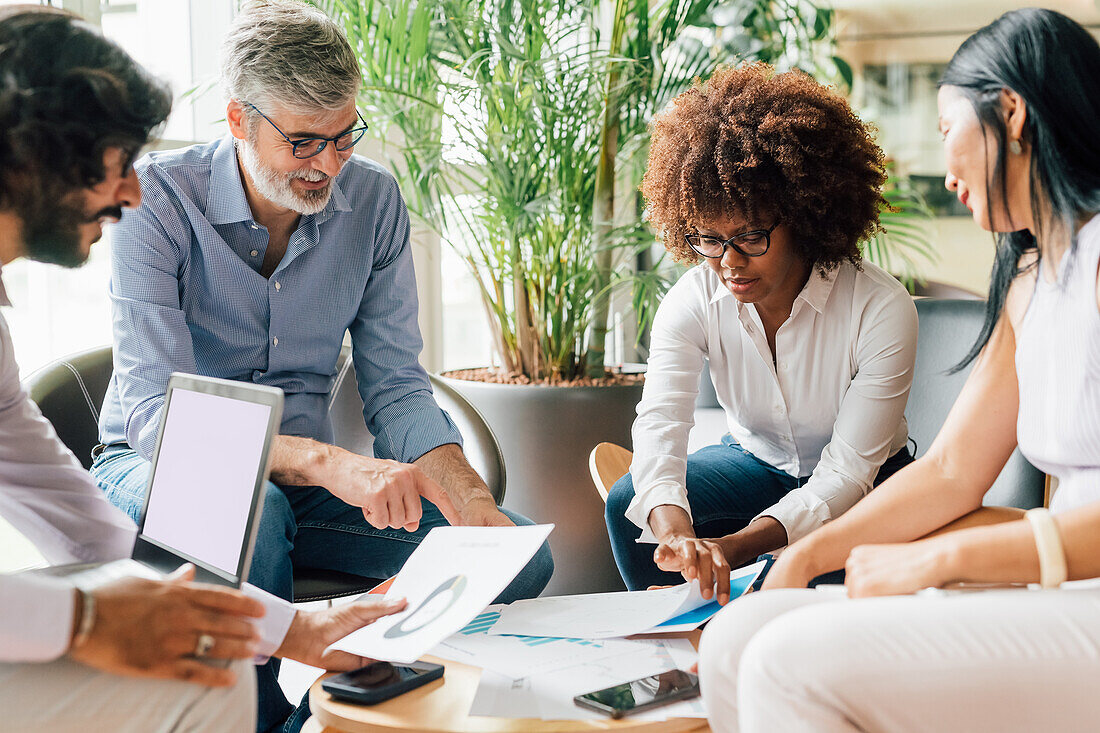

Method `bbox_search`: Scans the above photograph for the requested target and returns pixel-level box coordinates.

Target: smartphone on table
[322,660,444,705]
[574,669,700,719]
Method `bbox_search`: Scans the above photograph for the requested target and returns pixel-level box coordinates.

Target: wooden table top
[307,631,711,733]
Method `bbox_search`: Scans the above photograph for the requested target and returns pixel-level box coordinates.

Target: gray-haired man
[88,2,553,730]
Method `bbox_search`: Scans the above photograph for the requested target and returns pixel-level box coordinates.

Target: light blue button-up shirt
[98,135,461,463]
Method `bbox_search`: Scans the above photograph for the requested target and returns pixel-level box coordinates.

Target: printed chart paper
[430,605,648,679]
[327,524,553,663]
[468,637,705,721]
[489,559,765,639]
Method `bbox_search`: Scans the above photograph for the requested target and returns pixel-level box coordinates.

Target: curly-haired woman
[603,62,918,600]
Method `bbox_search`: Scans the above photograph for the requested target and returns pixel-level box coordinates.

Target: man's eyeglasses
[245,102,369,160]
[684,222,779,259]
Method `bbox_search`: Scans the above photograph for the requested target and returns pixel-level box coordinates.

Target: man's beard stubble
[18,188,105,268]
[236,135,333,216]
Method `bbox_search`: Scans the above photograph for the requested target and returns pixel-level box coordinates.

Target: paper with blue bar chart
[327,524,553,664]
[488,559,766,639]
[436,606,705,720]
[431,605,648,679]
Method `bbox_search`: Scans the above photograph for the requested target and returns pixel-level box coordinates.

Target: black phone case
[573,673,700,718]
[322,661,445,705]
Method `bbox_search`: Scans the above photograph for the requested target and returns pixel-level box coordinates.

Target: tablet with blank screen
[132,373,283,587]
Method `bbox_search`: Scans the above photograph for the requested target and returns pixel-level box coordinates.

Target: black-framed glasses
[246,102,369,159]
[685,222,779,259]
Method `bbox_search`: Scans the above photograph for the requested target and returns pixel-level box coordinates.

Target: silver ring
[194,633,215,658]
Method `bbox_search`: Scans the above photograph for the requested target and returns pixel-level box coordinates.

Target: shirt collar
[206,135,352,227]
[206,136,254,226]
[0,263,10,307]
[707,260,838,314]
[797,262,838,314]
[316,175,352,225]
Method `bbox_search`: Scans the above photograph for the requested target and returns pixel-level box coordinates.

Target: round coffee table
[307,633,710,733]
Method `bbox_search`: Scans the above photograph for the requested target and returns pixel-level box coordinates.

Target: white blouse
[1016,214,1100,515]
[627,259,917,544]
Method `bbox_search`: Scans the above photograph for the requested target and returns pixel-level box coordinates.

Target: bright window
[2,0,233,375]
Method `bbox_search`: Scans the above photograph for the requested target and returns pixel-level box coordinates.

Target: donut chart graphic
[383,574,468,639]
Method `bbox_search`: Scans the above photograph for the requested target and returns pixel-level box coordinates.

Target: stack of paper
[439,561,765,721]
[469,640,706,722]
[488,559,766,638]
[432,605,647,679]
[432,607,706,721]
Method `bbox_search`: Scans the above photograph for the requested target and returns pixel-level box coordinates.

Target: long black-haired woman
[697,8,1100,732]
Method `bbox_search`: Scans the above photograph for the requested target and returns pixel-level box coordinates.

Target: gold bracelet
[1024,508,1068,588]
[71,588,96,649]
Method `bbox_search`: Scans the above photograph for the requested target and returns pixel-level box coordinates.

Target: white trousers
[698,586,1100,733]
[0,657,255,732]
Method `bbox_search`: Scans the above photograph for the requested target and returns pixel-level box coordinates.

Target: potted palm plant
[316,0,932,592]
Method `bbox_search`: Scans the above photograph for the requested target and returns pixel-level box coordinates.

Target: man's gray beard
[237,137,333,215]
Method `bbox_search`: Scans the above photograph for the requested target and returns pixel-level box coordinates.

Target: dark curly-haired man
[0,9,411,732]
[605,62,918,598]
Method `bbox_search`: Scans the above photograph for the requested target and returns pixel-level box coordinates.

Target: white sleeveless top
[1016,214,1100,513]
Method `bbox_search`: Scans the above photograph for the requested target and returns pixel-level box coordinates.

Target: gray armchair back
[24,346,113,470]
[24,344,505,503]
[907,298,1044,509]
[328,345,505,503]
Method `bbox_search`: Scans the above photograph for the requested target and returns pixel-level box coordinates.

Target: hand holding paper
[489,559,765,639]
[326,524,553,663]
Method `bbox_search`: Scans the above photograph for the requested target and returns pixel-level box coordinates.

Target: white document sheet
[430,605,649,679]
[327,524,553,663]
[468,637,706,721]
[489,560,765,639]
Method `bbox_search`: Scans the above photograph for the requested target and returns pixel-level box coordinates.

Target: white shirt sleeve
[0,574,76,662]
[0,575,296,665]
[0,308,137,662]
[625,274,709,541]
[241,584,296,661]
[0,299,297,664]
[755,289,918,543]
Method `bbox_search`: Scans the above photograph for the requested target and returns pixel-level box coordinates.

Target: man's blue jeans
[604,435,913,590]
[91,447,554,733]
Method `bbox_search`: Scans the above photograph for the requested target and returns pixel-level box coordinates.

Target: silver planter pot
[437,375,644,595]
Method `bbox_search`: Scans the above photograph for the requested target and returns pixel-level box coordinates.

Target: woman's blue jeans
[91,446,553,733]
[604,435,913,590]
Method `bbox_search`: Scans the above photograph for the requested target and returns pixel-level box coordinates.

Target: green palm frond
[862,175,938,291]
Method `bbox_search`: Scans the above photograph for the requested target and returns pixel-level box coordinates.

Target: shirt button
[250,250,259,257]
[774,405,783,414]
[251,224,259,230]
[779,362,788,371]
[272,337,279,347]
[274,281,281,291]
